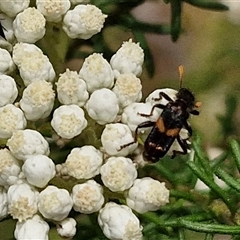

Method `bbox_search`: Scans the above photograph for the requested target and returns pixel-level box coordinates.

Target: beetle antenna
[178,65,184,89]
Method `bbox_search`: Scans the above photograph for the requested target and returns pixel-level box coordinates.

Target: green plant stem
[153,163,176,183]
[187,161,235,212]
[144,212,240,234]
[204,233,213,240]
[229,139,240,172]
[214,168,240,193]
[183,0,229,11]
[192,141,213,180]
[178,228,186,240]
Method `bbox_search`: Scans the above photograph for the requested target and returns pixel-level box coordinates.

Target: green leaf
[229,139,240,172]
[184,0,229,11]
[170,0,182,42]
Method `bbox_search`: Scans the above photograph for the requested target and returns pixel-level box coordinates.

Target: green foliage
[139,136,240,239]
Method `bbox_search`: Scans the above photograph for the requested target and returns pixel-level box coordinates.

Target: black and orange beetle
[121,66,200,163]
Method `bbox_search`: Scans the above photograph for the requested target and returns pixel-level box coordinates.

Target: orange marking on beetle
[166,128,180,137]
[156,118,165,133]
[195,101,201,108]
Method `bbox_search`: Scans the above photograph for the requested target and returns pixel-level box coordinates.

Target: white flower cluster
[0,1,174,239]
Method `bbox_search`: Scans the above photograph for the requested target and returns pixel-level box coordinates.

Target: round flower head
[0,75,18,107]
[0,148,21,188]
[63,4,107,39]
[51,104,87,139]
[100,156,137,192]
[98,202,143,240]
[0,0,30,17]
[110,39,144,78]
[0,48,15,74]
[13,7,46,43]
[7,182,38,222]
[0,187,8,220]
[112,73,142,111]
[126,177,169,214]
[121,102,160,132]
[85,88,119,125]
[20,80,55,121]
[22,155,56,188]
[79,53,114,93]
[57,218,77,239]
[0,104,27,139]
[145,88,178,106]
[101,123,138,157]
[12,42,43,66]
[14,215,49,240]
[56,69,89,107]
[36,0,71,22]
[38,185,73,221]
[12,43,55,86]
[65,145,103,179]
[7,129,50,161]
[72,180,104,214]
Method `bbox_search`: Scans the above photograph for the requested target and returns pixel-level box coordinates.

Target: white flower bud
[14,215,49,240]
[0,75,18,107]
[63,4,107,39]
[121,102,160,132]
[56,69,89,107]
[7,129,50,161]
[0,186,8,220]
[36,0,71,22]
[126,177,169,214]
[98,202,143,240]
[65,145,103,179]
[51,104,87,139]
[12,42,42,66]
[85,88,119,125]
[12,43,55,86]
[0,104,27,139]
[22,155,56,188]
[13,7,46,43]
[19,80,55,121]
[101,123,138,157]
[0,0,30,17]
[7,182,38,222]
[112,73,142,111]
[100,156,137,192]
[38,186,73,221]
[145,88,177,106]
[79,53,114,93]
[110,39,144,78]
[57,218,77,239]
[0,48,15,74]
[0,148,21,187]
[72,180,104,214]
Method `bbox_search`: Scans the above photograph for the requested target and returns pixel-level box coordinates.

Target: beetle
[120,66,200,162]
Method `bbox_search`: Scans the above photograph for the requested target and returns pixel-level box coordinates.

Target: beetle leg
[152,91,174,102]
[138,103,165,117]
[190,109,199,115]
[171,136,190,159]
[183,121,192,137]
[159,92,174,102]
[119,121,155,150]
